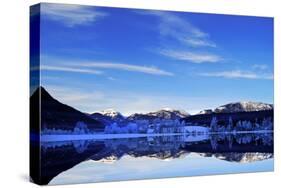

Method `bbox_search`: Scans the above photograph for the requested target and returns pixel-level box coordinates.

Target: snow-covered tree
[210,117,218,132]
[261,117,273,130]
[127,122,138,133]
[254,118,260,130]
[235,121,242,131]
[227,116,233,132]
[246,121,252,130]
[73,121,89,134]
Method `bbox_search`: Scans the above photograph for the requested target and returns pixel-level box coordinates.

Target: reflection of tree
[210,134,219,150]
[227,134,233,149]
[227,117,233,132]
[254,133,273,146]
[236,134,253,144]
[73,140,90,153]
[210,117,218,132]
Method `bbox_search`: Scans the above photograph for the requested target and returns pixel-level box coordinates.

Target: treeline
[182,110,273,127]
[210,116,273,132]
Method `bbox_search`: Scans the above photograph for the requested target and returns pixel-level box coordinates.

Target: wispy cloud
[142,11,216,48]
[41,3,107,27]
[183,38,217,48]
[252,64,268,70]
[199,70,273,80]
[40,55,174,76]
[70,62,174,76]
[32,65,103,75]
[159,49,222,63]
[139,10,222,63]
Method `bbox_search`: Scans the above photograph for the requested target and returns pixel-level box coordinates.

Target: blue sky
[38,3,273,115]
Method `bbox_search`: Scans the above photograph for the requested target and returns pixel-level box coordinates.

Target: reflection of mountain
[200,152,273,163]
[30,87,104,132]
[39,141,105,185]
[39,133,273,185]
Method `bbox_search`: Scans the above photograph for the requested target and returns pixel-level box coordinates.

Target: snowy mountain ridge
[90,109,125,126]
[128,108,189,120]
[147,108,189,118]
[214,101,273,113]
[197,101,273,115]
[98,109,123,118]
[198,109,213,115]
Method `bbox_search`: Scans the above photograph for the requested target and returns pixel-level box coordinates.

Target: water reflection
[36,133,273,185]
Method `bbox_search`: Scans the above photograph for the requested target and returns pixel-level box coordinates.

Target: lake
[38,132,273,185]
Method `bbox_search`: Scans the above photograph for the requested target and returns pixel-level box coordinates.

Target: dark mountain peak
[32,86,54,101]
[30,86,104,132]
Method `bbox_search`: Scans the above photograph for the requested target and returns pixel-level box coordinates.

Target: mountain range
[90,102,273,126]
[31,87,273,131]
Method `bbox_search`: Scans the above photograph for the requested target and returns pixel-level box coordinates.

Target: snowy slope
[90,109,125,125]
[99,109,123,118]
[128,108,189,121]
[214,102,273,113]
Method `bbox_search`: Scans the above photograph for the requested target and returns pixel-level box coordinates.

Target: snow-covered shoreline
[209,130,273,134]
[41,133,185,142]
[40,130,272,142]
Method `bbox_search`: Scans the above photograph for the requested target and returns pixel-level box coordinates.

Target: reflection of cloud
[199,70,273,80]
[41,3,107,27]
[72,62,174,76]
[159,49,222,63]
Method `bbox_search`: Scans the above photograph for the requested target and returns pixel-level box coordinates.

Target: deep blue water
[38,132,273,185]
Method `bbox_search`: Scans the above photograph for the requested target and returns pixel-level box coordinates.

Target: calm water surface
[39,133,273,185]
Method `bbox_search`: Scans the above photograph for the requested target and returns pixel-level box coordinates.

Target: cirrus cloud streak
[41,3,107,27]
[199,70,273,80]
[159,49,222,63]
[70,62,174,76]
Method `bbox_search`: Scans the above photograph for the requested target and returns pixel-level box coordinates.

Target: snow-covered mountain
[90,109,125,125]
[147,108,189,119]
[214,102,273,113]
[127,108,189,121]
[198,109,213,115]
[99,109,124,119]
